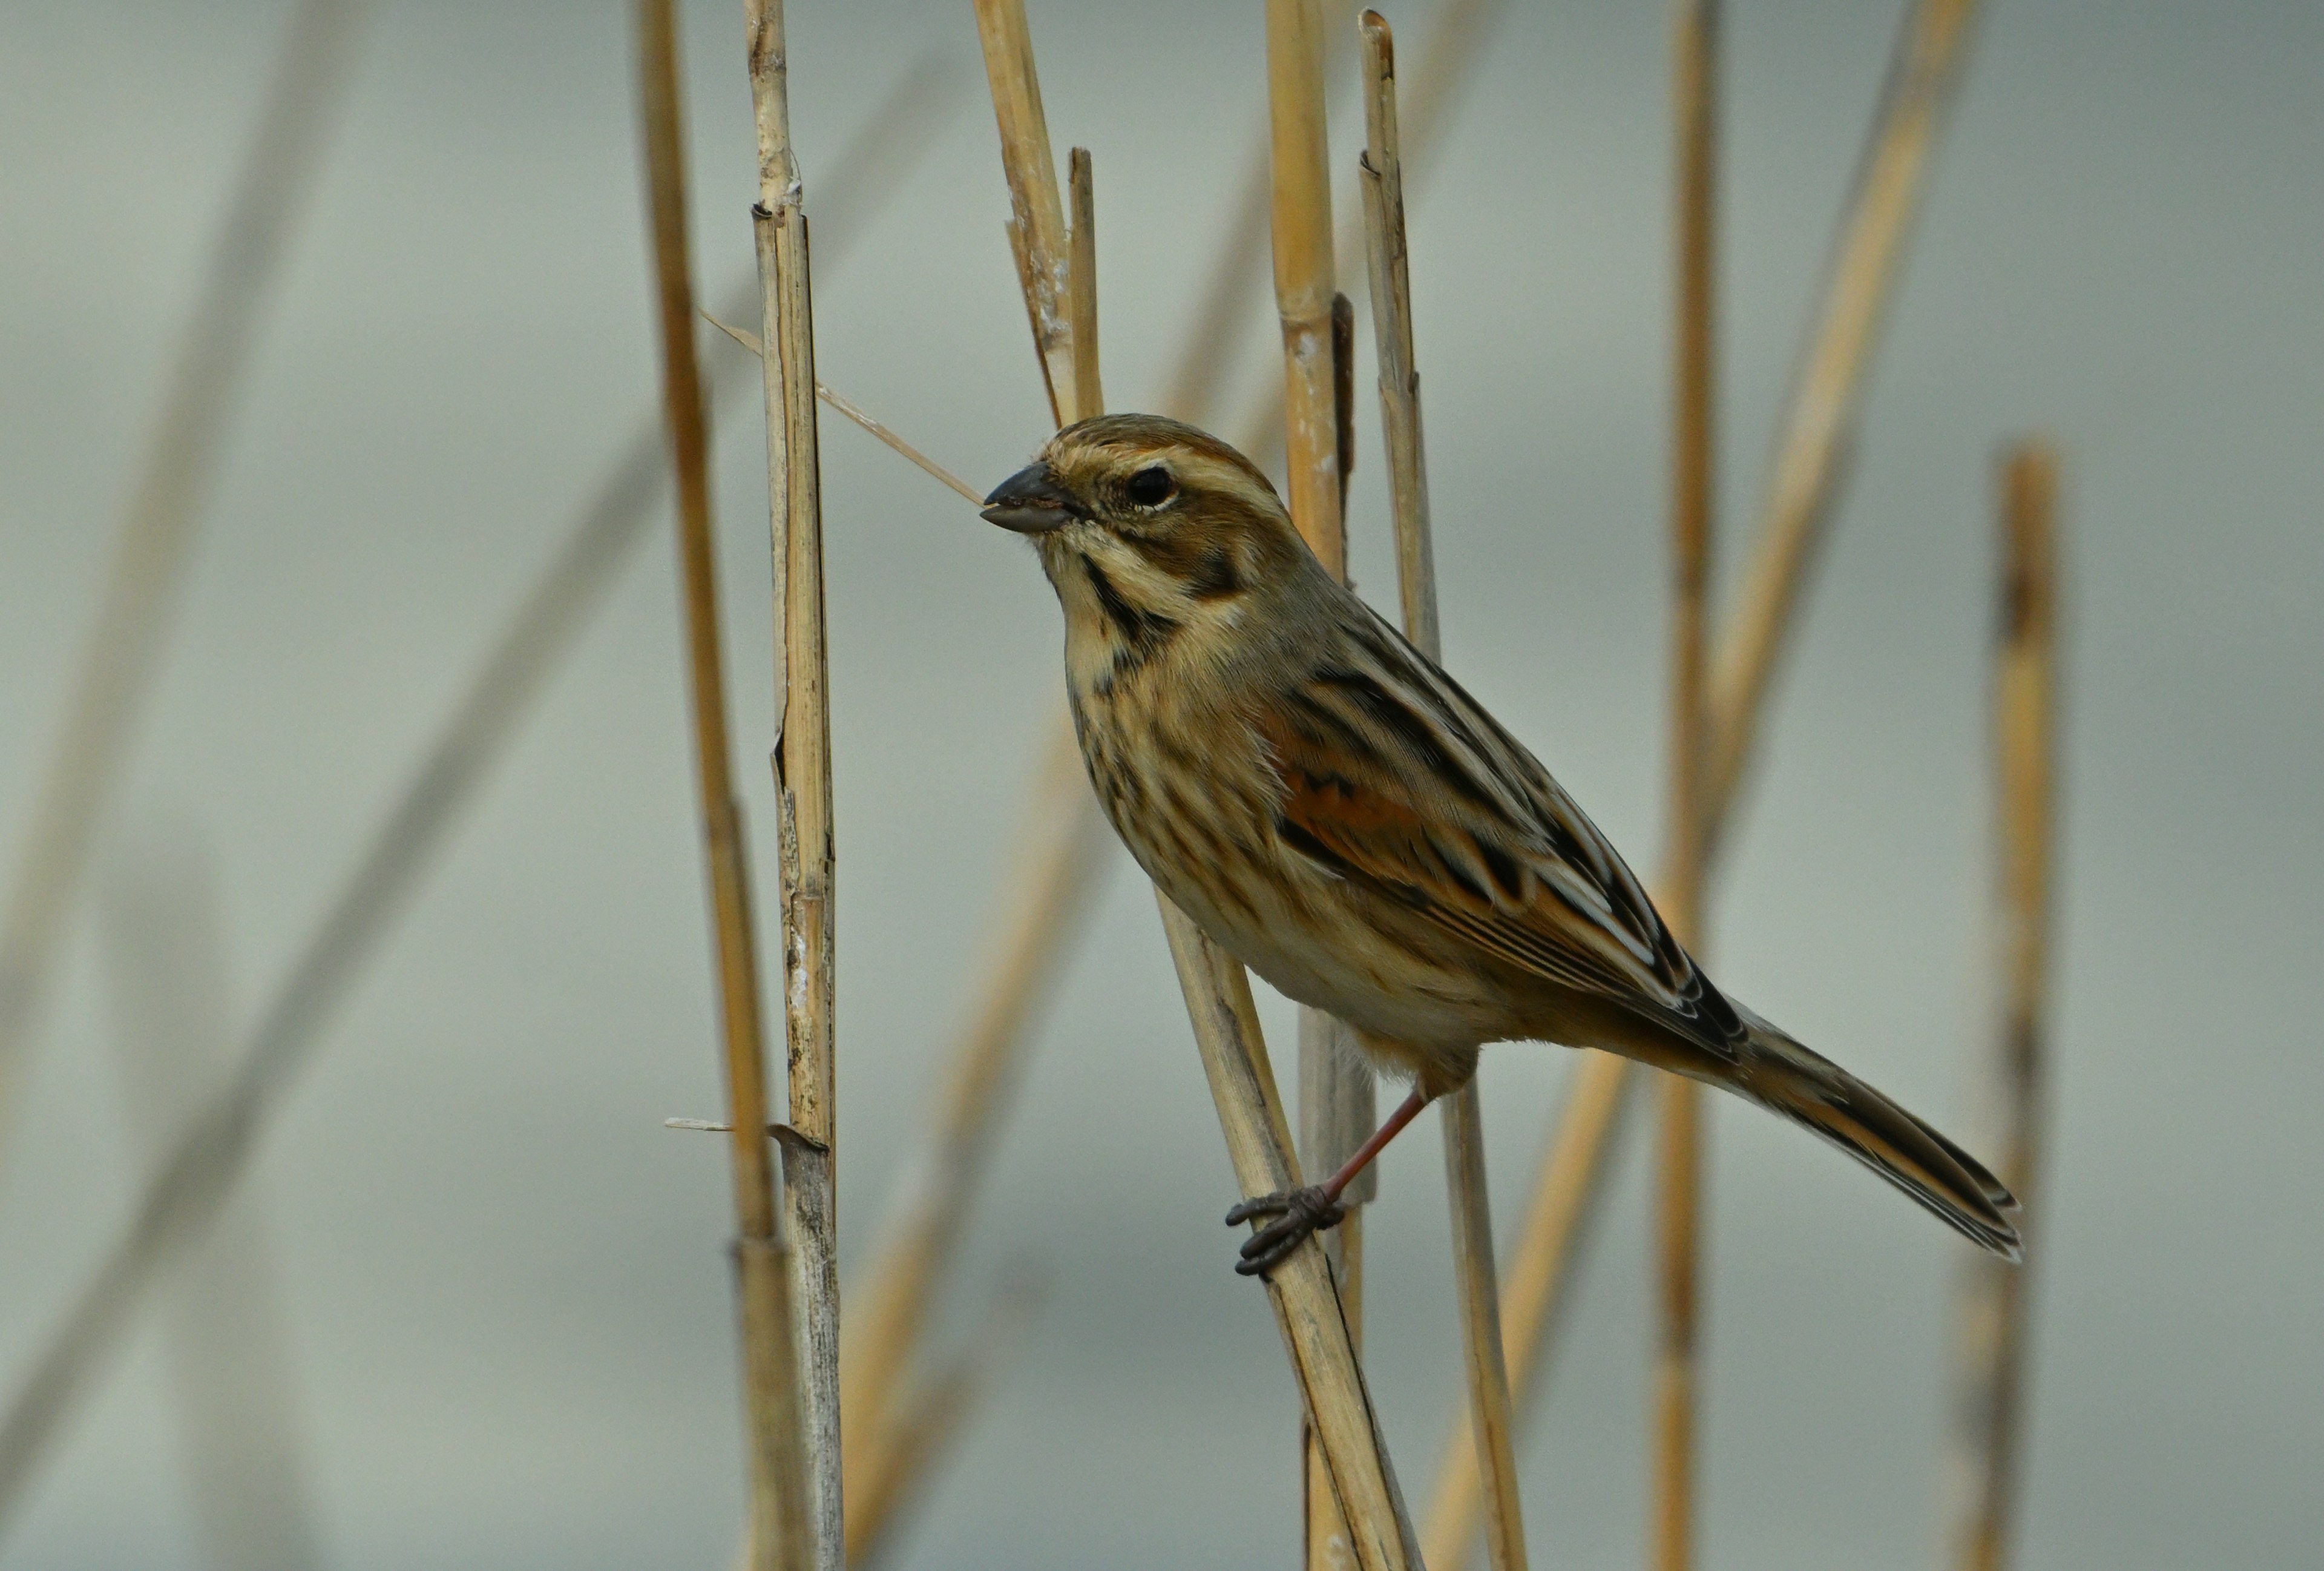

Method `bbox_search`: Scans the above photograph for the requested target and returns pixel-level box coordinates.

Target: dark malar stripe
[1081,559,1182,651]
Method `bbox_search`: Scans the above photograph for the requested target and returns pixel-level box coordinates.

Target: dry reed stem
[1357,18,1526,1571]
[839,44,1495,1474]
[0,0,366,1167]
[1238,0,1504,470]
[838,13,1419,1521]
[1702,0,1981,852]
[642,8,816,1569]
[972,0,1077,425]
[965,19,1416,1563]
[0,75,937,1541]
[743,4,844,1560]
[1160,901,1424,1571]
[1948,441,2058,1571]
[1264,8,1374,1564]
[98,851,323,1571]
[1421,4,1984,1561]
[1068,149,1103,420]
[1653,3,1719,1567]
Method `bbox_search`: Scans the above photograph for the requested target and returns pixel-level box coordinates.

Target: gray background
[2,1,2319,1567]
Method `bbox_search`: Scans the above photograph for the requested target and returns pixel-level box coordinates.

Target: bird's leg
[1225,1087,1431,1276]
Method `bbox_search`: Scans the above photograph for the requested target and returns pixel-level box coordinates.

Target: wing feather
[1261,604,1744,1061]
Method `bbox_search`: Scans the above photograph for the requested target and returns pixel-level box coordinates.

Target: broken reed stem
[1068,150,1103,420]
[640,8,815,1571]
[98,850,324,1571]
[1356,15,1526,1571]
[0,78,936,1545]
[1949,441,2058,1571]
[972,0,1077,426]
[0,0,366,1165]
[1421,2,1984,1561]
[1702,0,1981,854]
[742,1,842,1563]
[1653,3,1718,1567]
[1263,8,1376,1567]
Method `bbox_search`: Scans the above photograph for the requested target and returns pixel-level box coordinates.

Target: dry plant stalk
[845,1,1508,1546]
[966,12,1419,1567]
[1949,441,2058,1571]
[1653,3,1719,1567]
[0,0,366,1164]
[1160,902,1425,1571]
[0,71,938,1546]
[1357,15,1528,1571]
[743,3,844,1561]
[98,851,323,1571]
[840,15,1508,1506]
[1237,0,1506,470]
[640,7,815,1569]
[1422,2,1985,1561]
[973,0,1078,425]
[841,5,1508,1524]
[1264,8,1379,1566]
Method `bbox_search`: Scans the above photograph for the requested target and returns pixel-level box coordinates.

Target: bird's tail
[1724,1012,2021,1261]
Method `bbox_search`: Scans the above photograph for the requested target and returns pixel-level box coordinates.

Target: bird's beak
[980,462,1087,535]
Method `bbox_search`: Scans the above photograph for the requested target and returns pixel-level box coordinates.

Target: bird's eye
[1124,466,1176,508]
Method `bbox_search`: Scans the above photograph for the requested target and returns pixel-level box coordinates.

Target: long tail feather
[1728,1016,2021,1261]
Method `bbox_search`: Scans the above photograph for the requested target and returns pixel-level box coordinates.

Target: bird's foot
[1224,1185,1346,1277]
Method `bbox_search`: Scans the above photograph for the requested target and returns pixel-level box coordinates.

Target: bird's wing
[1258,607,1744,1061]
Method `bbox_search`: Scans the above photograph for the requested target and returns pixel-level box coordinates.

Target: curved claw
[1224,1185,1346,1276]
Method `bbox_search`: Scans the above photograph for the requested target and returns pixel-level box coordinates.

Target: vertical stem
[1949,442,2058,1571]
[1653,4,1718,1569]
[965,8,1414,1563]
[741,2,842,1560]
[1359,13,1527,1571]
[0,0,366,1164]
[971,0,1077,426]
[1266,8,1370,1566]
[1068,148,1103,421]
[641,7,815,1569]
[1422,4,1986,1559]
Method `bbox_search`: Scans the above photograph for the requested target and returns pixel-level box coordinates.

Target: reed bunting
[983,413,2019,1274]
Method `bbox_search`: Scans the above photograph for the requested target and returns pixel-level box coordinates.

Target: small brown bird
[983,413,2019,1274]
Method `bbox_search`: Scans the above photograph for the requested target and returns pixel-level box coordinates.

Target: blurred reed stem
[1653,3,1718,1567]
[641,6,815,1569]
[0,0,367,1170]
[98,846,324,1571]
[742,0,843,1561]
[1421,1,1984,1563]
[1357,13,1527,1571]
[0,67,936,1547]
[1948,440,2058,1571]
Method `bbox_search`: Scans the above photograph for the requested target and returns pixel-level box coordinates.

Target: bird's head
[981,415,1315,660]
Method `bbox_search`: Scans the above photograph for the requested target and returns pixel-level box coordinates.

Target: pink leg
[1226,1087,1432,1276]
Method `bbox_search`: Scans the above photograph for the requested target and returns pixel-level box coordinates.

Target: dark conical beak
[980,462,1088,535]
